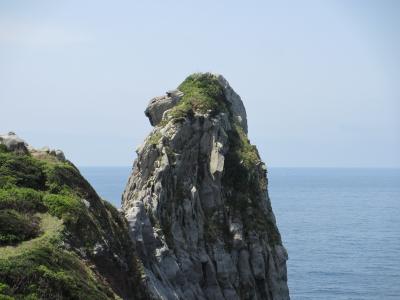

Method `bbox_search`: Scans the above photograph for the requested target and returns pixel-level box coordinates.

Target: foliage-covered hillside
[0,143,146,300]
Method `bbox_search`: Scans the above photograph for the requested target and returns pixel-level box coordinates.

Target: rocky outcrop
[216,75,248,133]
[145,90,184,126]
[0,132,29,155]
[0,132,66,161]
[123,73,289,299]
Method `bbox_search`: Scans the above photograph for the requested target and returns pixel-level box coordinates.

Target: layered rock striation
[123,73,289,299]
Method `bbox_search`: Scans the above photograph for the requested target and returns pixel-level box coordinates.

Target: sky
[0,0,399,167]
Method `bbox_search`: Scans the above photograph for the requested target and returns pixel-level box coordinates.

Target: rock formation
[0,132,29,155]
[123,73,289,299]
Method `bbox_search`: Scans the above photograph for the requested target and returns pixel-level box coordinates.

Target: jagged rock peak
[123,73,289,299]
[144,73,248,133]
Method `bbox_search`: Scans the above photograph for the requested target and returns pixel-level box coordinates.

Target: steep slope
[122,73,289,299]
[0,133,147,299]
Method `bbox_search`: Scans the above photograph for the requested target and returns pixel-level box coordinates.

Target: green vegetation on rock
[147,131,162,146]
[160,73,228,125]
[0,187,45,213]
[222,122,282,244]
[0,146,146,299]
[0,149,46,190]
[0,242,116,300]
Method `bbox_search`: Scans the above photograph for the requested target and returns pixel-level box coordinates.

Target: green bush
[0,152,46,190]
[0,144,9,153]
[43,163,93,198]
[42,193,84,220]
[0,187,45,213]
[0,282,11,295]
[0,210,40,245]
[0,245,115,299]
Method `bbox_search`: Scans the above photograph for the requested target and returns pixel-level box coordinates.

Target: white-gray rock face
[0,132,66,162]
[145,90,184,126]
[216,75,248,134]
[0,132,29,154]
[123,74,289,300]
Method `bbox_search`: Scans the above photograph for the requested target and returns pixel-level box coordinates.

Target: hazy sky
[1,0,399,167]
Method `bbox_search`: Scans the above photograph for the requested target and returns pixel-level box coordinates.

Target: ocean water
[79,167,400,299]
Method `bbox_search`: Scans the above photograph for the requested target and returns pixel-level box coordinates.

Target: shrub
[0,144,9,153]
[42,193,84,221]
[0,210,41,245]
[43,163,94,198]
[0,187,45,213]
[0,152,46,190]
[0,245,115,299]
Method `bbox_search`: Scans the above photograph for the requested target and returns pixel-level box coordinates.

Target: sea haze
[79,166,400,299]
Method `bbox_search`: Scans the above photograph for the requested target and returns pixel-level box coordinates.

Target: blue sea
[80,167,400,300]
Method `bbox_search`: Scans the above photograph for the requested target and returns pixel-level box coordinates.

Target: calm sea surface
[79,167,400,299]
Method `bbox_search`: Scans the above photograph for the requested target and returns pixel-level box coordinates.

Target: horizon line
[77,165,400,169]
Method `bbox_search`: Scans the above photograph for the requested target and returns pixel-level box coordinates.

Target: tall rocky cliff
[123,73,289,299]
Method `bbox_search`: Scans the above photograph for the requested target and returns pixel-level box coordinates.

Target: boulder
[145,90,183,126]
[0,132,29,154]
